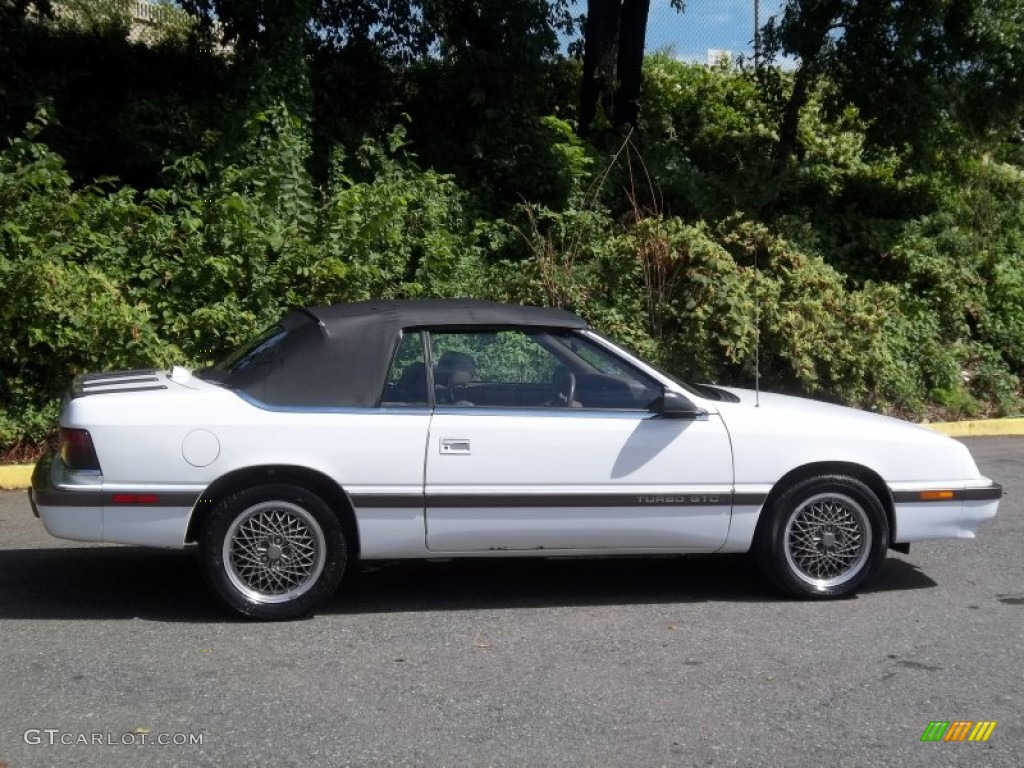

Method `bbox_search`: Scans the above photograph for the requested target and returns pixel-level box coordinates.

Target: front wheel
[756,475,889,599]
[198,483,348,620]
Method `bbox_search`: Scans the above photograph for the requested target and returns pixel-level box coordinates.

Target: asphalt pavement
[0,437,1020,767]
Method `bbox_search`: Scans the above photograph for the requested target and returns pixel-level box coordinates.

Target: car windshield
[195,325,287,384]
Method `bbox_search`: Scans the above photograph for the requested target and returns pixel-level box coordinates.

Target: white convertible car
[30,300,1001,619]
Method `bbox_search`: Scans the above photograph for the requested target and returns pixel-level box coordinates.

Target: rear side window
[381,331,428,406]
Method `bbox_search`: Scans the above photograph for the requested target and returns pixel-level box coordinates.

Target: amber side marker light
[919,490,955,501]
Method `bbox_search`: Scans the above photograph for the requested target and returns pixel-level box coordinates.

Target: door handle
[440,438,471,455]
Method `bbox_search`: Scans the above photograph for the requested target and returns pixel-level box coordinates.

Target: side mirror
[651,389,707,420]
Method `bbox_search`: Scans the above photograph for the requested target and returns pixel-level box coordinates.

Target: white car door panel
[424,409,734,552]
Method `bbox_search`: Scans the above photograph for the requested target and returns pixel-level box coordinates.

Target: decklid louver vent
[73,369,168,398]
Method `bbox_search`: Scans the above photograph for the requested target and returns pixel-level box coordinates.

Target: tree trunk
[776,61,815,164]
[773,1,840,165]
[612,0,650,128]
[579,0,621,135]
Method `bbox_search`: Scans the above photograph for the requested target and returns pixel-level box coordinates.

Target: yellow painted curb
[0,464,34,491]
[923,418,1024,437]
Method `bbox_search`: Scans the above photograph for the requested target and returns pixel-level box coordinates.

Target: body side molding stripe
[733,493,770,505]
[39,485,993,511]
[352,495,424,509]
[351,492,771,509]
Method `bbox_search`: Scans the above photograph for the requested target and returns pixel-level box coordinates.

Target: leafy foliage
[0,108,474,451]
[1,1,1023,457]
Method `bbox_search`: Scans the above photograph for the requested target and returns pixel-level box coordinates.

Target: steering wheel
[563,371,576,407]
[546,370,577,408]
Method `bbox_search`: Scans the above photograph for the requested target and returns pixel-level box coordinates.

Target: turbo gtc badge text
[636,495,720,505]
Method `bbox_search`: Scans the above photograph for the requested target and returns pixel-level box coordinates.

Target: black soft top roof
[231,300,589,408]
[298,299,588,334]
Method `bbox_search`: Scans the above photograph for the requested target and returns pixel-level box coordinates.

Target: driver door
[422,328,734,552]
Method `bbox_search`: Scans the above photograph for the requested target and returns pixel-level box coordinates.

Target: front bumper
[891,480,1002,542]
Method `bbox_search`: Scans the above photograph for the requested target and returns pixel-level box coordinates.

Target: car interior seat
[434,351,476,406]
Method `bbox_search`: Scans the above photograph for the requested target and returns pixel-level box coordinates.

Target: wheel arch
[753,461,895,545]
[186,465,361,556]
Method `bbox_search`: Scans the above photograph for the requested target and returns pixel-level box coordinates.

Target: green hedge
[2,66,1023,456]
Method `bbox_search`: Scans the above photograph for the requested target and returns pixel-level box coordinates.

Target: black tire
[198,483,348,620]
[756,474,889,599]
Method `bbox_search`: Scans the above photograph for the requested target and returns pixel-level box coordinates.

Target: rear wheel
[198,483,347,620]
[757,475,888,599]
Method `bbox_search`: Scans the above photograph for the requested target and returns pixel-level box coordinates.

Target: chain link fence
[645,0,784,65]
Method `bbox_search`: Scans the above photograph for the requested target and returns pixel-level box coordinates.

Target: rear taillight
[59,427,101,471]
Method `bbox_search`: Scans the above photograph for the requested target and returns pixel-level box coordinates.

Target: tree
[183,0,314,115]
[580,0,681,134]
[764,0,1024,164]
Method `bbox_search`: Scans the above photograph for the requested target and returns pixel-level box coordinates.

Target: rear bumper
[30,453,199,548]
[27,458,46,518]
[30,454,104,541]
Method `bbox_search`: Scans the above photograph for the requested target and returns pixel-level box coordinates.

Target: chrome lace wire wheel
[783,492,872,589]
[757,475,888,599]
[200,483,348,620]
[223,500,327,604]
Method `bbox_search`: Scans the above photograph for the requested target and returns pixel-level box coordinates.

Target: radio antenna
[754,244,761,408]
